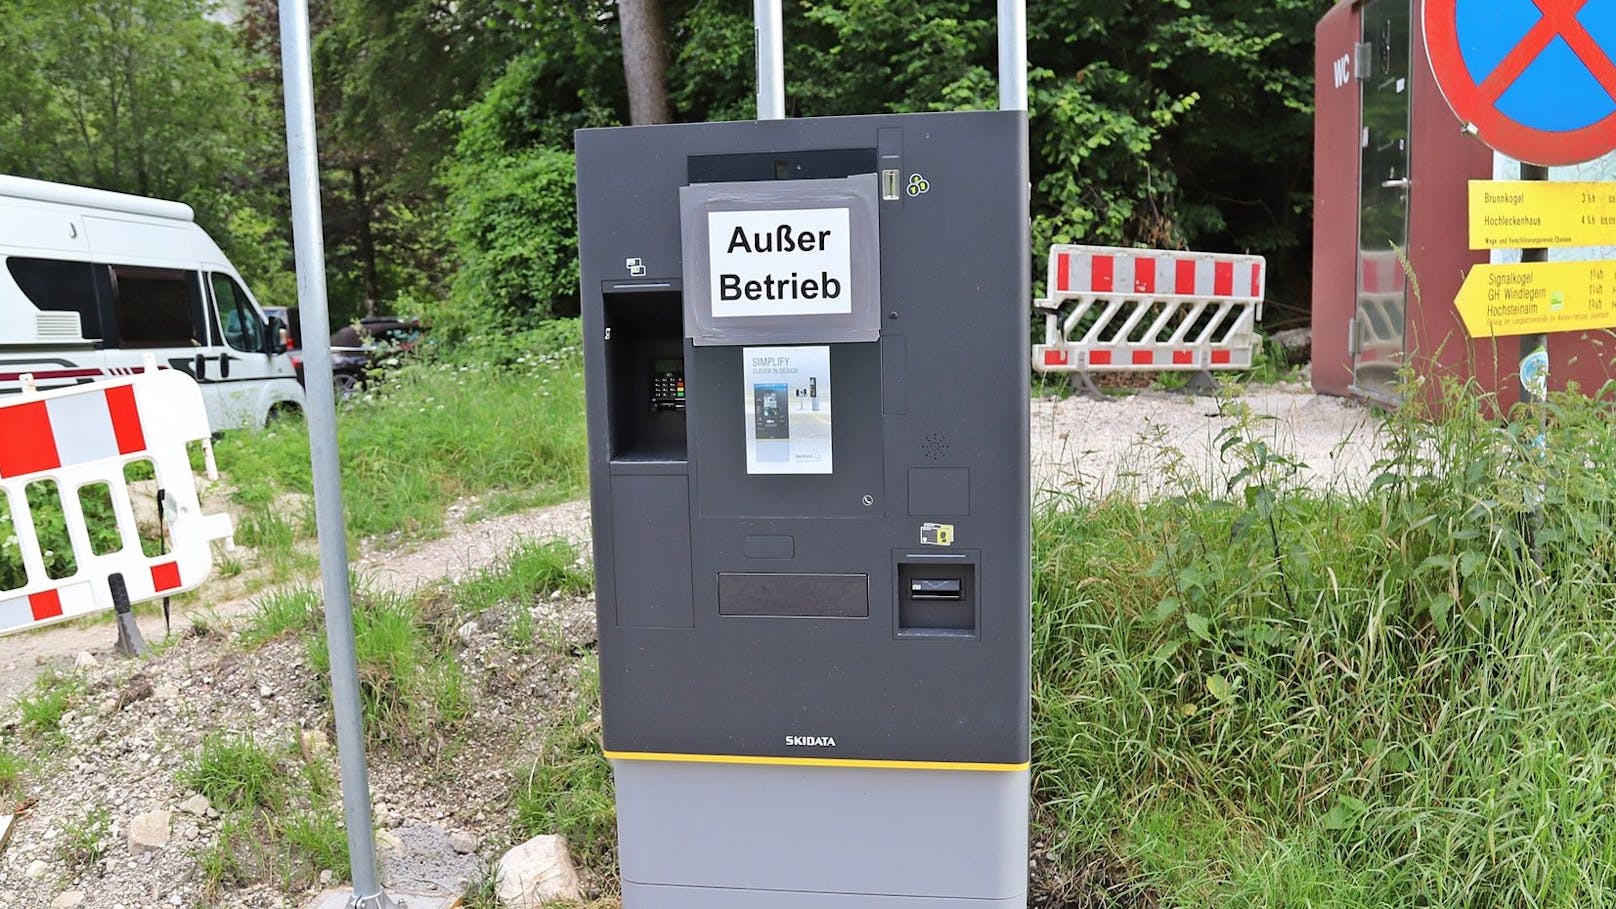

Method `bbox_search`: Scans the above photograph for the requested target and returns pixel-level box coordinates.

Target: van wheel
[267,402,304,424]
[334,372,362,400]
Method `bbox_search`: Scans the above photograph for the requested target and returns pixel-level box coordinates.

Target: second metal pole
[998,0,1027,112]
[755,0,784,119]
[279,3,394,907]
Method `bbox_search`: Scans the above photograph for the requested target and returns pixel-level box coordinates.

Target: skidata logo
[785,735,837,748]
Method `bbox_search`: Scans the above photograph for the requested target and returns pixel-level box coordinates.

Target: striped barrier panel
[0,367,232,636]
[1033,245,1267,375]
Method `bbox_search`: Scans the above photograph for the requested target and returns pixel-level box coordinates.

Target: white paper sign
[743,345,832,475]
[708,208,852,319]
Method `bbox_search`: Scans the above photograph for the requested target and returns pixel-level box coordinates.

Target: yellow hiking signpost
[1455,260,1616,338]
[1468,180,1616,249]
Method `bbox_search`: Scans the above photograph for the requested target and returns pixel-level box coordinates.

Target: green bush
[439,146,579,340]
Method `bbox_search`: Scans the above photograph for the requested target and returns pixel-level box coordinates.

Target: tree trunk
[618,0,672,125]
[353,165,380,316]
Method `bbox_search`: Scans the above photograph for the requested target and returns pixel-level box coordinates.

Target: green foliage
[58,806,111,874]
[440,146,580,338]
[0,0,255,234]
[183,728,351,903]
[305,588,468,758]
[212,342,587,553]
[1029,381,1616,906]
[17,671,85,737]
[278,809,351,886]
[240,587,325,649]
[0,745,24,800]
[454,541,595,616]
[514,660,617,881]
[180,733,287,812]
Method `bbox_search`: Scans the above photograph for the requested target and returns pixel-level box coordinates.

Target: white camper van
[1,175,305,430]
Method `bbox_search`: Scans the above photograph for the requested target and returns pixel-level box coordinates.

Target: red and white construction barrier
[1034,245,1266,376]
[0,366,232,636]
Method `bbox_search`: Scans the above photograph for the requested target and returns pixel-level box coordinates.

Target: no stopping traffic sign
[1425,0,1616,165]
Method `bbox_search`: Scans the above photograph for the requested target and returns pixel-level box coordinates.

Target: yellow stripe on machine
[603,750,1030,773]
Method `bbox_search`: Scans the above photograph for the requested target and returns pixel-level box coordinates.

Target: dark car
[329,316,427,398]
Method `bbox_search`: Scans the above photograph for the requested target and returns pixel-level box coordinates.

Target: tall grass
[1031,380,1616,907]
[214,323,587,551]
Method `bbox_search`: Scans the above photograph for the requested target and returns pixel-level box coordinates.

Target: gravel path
[1,499,594,706]
[1033,384,1384,501]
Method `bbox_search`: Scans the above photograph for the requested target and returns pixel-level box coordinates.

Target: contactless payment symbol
[1425,0,1616,166]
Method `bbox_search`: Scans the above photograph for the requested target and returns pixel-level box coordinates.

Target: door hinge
[1354,43,1373,81]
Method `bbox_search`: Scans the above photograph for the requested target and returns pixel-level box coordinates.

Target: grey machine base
[614,758,1029,909]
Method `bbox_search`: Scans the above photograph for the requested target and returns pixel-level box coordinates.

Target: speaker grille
[922,433,949,462]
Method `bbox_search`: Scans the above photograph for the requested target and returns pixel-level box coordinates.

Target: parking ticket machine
[576,110,1031,908]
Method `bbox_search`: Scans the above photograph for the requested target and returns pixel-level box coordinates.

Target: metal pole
[278,4,394,908]
[997,0,1027,111]
[1519,162,1550,404]
[755,0,784,119]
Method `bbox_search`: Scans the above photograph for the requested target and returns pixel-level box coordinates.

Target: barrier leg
[1068,371,1107,401]
[109,573,149,658]
[1181,370,1219,397]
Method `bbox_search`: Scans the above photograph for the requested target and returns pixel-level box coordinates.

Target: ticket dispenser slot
[897,556,978,637]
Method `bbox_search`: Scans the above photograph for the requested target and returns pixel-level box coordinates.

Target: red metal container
[1312,0,1616,406]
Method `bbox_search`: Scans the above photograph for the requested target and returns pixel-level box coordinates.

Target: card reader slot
[908,578,963,600]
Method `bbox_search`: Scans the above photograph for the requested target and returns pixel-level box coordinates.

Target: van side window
[6,257,105,339]
[111,266,202,348]
[209,273,264,353]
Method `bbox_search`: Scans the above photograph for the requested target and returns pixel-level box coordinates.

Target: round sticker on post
[1424,0,1616,166]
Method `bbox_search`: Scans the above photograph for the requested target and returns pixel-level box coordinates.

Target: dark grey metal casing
[576,110,1030,907]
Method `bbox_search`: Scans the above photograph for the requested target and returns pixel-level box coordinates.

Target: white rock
[494,835,582,908]
[375,829,404,857]
[74,651,99,670]
[154,682,180,701]
[50,892,85,909]
[449,829,476,855]
[319,869,334,886]
[456,621,479,644]
[24,859,47,878]
[128,809,171,853]
[178,795,211,817]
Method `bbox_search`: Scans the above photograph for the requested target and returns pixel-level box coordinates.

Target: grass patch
[306,588,467,759]
[17,670,86,736]
[514,658,616,884]
[453,540,594,615]
[1029,380,1616,906]
[179,733,287,812]
[182,731,352,903]
[213,328,587,565]
[0,745,22,800]
[58,805,110,874]
[239,586,325,649]
[279,808,351,885]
